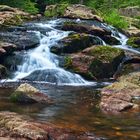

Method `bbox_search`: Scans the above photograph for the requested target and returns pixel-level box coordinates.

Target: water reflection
[0,85,140,139]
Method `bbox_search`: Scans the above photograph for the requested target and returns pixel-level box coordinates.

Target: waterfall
[13,19,91,85]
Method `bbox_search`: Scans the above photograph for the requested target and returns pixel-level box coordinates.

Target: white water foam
[13,20,92,85]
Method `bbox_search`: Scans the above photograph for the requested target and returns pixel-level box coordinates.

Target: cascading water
[102,23,140,55]
[13,19,90,85]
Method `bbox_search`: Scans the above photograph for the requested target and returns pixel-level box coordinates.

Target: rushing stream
[1,18,140,139]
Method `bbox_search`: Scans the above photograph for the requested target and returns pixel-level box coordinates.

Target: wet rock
[64,46,125,80]
[0,41,17,57]
[22,69,84,84]
[61,23,120,45]
[0,111,100,140]
[51,33,103,54]
[10,83,53,104]
[0,65,7,79]
[0,31,40,50]
[62,23,111,37]
[127,37,140,48]
[100,72,140,113]
[45,4,103,22]
[0,5,38,26]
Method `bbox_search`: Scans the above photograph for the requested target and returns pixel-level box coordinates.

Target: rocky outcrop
[51,33,103,54]
[10,83,53,104]
[0,111,99,140]
[45,4,103,22]
[62,23,120,45]
[100,72,140,113]
[119,6,140,18]
[64,46,125,80]
[63,4,103,22]
[127,37,140,48]
[0,5,40,26]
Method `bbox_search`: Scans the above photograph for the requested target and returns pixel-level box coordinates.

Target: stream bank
[0,4,140,140]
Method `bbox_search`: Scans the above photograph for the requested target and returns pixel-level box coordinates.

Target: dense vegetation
[0,0,140,29]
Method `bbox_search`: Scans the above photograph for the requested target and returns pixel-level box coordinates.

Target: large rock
[10,83,53,104]
[0,5,38,26]
[61,23,120,45]
[51,33,103,54]
[100,72,140,113]
[0,31,40,50]
[64,46,125,80]
[127,37,140,48]
[0,111,100,140]
[45,4,103,22]
[119,6,140,18]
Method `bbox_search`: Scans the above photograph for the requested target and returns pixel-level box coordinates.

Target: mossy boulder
[10,83,53,104]
[127,37,140,48]
[0,64,8,79]
[62,23,120,45]
[100,72,140,113]
[51,33,103,54]
[64,45,125,80]
[0,5,38,26]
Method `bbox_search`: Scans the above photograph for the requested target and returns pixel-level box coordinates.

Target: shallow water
[0,84,140,140]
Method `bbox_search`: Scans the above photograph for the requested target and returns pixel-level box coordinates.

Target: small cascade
[14,20,90,85]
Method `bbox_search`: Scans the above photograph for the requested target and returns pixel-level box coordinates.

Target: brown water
[0,84,140,140]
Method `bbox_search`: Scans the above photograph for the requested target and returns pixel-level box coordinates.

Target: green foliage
[103,10,129,29]
[45,4,68,17]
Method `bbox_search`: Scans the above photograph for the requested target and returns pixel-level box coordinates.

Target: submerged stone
[0,111,100,140]
[10,83,53,104]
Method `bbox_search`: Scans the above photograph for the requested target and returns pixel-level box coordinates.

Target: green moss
[10,91,23,102]
[127,37,140,48]
[102,10,129,29]
[64,56,72,69]
[87,46,124,62]
[89,59,104,78]
[45,4,68,17]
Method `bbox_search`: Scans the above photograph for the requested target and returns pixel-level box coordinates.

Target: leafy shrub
[103,10,129,29]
